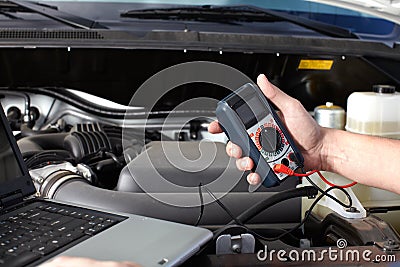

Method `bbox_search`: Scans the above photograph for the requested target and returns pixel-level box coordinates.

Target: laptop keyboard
[0,201,125,267]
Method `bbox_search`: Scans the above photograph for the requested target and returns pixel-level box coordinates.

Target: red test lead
[273,164,357,189]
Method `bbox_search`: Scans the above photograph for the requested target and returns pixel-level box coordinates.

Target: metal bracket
[216,234,255,255]
[302,171,367,219]
[374,239,400,252]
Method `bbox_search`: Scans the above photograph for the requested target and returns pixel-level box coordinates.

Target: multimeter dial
[253,120,288,162]
[259,126,283,153]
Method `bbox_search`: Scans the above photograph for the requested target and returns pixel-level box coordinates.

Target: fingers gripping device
[216,83,304,187]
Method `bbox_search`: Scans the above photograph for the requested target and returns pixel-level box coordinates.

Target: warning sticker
[298,59,334,70]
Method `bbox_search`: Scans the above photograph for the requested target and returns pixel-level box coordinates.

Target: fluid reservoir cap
[317,102,342,110]
[373,84,396,94]
[314,102,345,129]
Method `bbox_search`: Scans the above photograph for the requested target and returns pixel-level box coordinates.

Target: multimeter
[216,83,304,187]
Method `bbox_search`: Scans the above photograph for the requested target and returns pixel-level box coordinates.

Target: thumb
[256,74,295,111]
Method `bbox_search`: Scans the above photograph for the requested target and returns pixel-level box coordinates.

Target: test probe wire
[199,169,354,242]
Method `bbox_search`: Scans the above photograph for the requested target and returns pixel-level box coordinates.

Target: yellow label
[298,59,333,70]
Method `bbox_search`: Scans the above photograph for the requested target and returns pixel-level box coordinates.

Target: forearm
[320,128,400,194]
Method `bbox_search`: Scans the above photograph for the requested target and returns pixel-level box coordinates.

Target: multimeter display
[235,96,267,128]
[216,83,304,188]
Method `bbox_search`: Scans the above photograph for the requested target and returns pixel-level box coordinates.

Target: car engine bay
[1,47,400,265]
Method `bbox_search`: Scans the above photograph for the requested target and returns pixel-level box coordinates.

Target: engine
[2,63,400,256]
[19,123,126,190]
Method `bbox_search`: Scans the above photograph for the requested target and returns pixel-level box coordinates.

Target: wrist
[319,127,337,172]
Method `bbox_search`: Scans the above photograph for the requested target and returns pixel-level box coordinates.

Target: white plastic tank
[346,84,400,230]
[346,85,400,138]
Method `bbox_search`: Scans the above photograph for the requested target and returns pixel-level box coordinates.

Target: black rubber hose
[229,186,318,225]
[25,149,74,168]
[54,181,301,225]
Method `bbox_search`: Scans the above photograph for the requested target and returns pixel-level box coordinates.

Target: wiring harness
[200,165,358,246]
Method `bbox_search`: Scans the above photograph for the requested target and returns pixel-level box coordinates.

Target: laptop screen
[0,120,23,182]
[0,103,35,201]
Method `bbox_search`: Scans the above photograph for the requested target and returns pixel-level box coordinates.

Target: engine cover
[117,141,298,193]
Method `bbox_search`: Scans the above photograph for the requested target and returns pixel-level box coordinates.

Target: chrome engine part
[29,162,93,198]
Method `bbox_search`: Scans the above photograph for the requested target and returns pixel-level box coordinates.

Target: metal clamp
[216,234,255,255]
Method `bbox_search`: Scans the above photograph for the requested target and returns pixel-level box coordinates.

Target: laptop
[0,103,212,267]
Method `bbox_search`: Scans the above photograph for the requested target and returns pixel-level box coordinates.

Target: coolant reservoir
[346,85,400,138]
[346,84,400,230]
[304,85,400,229]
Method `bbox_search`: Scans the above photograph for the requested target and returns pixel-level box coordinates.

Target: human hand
[209,74,325,185]
[39,256,142,267]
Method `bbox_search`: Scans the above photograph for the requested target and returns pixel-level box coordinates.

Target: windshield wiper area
[7,0,107,29]
[121,5,278,23]
[121,5,358,39]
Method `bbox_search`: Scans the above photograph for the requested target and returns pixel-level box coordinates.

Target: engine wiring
[247,186,346,242]
[194,183,205,226]
[24,150,75,169]
[198,167,355,245]
[227,186,318,225]
[203,186,244,226]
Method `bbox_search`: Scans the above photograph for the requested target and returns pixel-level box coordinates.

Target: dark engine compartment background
[0,48,397,111]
